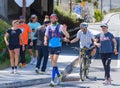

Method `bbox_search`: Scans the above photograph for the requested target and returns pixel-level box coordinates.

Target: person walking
[28,14,41,65]
[18,16,33,68]
[4,20,24,73]
[34,15,50,74]
[44,14,70,86]
[94,23,118,85]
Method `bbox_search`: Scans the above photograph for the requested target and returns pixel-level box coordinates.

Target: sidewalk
[0,44,78,88]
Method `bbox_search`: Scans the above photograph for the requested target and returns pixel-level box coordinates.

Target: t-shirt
[77,29,95,48]
[7,28,21,45]
[95,32,114,53]
[34,25,46,46]
[45,24,63,47]
[18,23,31,45]
[28,22,41,40]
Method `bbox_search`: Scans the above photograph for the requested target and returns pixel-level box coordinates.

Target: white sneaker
[14,69,18,74]
[33,59,37,66]
[49,80,55,87]
[30,57,34,65]
[56,74,62,85]
[11,69,14,74]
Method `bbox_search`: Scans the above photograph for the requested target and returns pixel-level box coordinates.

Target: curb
[0,77,51,88]
[0,57,79,88]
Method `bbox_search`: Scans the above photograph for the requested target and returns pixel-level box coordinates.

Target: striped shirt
[77,29,94,48]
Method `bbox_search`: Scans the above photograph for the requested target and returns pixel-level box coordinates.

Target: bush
[94,9,104,22]
[54,6,83,29]
[0,19,10,68]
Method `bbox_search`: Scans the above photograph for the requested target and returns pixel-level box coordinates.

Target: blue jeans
[36,46,49,72]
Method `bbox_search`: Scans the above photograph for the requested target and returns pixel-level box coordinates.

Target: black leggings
[101,53,112,79]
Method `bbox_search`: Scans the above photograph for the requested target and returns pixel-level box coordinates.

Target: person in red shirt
[18,16,33,67]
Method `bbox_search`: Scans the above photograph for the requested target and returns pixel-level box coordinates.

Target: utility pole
[69,0,72,13]
[110,0,112,10]
[101,0,103,14]
[22,0,26,19]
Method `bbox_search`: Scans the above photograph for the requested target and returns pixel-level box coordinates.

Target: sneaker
[56,74,63,85]
[30,58,34,65]
[22,63,26,68]
[14,69,18,74]
[35,68,40,74]
[33,60,37,66]
[49,80,55,87]
[40,71,45,75]
[19,63,22,68]
[11,69,14,74]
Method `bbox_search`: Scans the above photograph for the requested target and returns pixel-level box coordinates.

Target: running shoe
[49,80,55,87]
[35,68,40,74]
[40,71,45,75]
[14,69,18,74]
[56,74,63,85]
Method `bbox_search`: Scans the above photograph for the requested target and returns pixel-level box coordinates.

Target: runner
[18,16,33,68]
[4,20,24,73]
[28,14,41,65]
[44,14,69,86]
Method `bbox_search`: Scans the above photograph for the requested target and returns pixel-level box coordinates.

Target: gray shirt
[77,29,95,48]
[34,25,46,46]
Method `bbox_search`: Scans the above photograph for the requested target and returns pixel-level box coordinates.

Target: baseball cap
[50,14,58,19]
[100,23,108,28]
[19,15,25,19]
[31,14,37,18]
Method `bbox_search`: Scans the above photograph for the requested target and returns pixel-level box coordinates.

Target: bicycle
[72,46,95,81]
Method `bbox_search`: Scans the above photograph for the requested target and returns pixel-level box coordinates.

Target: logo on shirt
[100,37,109,41]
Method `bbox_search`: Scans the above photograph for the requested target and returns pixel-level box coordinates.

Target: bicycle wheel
[85,58,91,78]
[79,57,86,81]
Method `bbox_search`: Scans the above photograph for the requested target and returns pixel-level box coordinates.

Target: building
[0,0,54,22]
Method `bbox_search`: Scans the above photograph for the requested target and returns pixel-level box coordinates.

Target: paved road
[20,60,120,88]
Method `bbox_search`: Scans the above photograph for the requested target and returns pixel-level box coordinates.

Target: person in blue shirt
[94,23,118,85]
[44,14,69,86]
[28,14,41,65]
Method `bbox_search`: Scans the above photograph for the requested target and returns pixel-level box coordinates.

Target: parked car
[88,12,120,37]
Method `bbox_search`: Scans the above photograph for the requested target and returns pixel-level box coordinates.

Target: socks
[11,66,17,70]
[52,67,56,81]
[52,66,60,81]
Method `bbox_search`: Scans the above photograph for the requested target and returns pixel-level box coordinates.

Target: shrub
[0,19,10,68]
[94,9,104,22]
[54,6,83,29]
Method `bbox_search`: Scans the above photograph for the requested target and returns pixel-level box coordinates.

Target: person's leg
[36,46,43,69]
[9,50,15,73]
[105,53,111,80]
[41,46,49,72]
[91,48,96,57]
[101,53,107,78]
[20,45,26,64]
[14,48,20,73]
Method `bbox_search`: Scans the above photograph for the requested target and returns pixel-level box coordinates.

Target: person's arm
[62,24,70,38]
[44,35,48,46]
[112,38,118,54]
[70,37,79,43]
[4,32,9,46]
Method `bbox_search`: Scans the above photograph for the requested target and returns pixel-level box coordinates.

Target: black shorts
[28,39,37,50]
[49,47,61,55]
[8,44,20,50]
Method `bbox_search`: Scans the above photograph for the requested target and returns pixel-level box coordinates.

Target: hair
[12,20,18,26]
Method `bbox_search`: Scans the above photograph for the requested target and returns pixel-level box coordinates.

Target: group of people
[4,13,118,86]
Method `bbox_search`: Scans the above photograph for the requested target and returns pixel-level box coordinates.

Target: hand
[63,37,70,42]
[62,24,67,31]
[30,41,33,46]
[114,48,118,55]
[44,41,47,46]
[22,45,25,51]
[96,43,101,48]
[6,42,9,46]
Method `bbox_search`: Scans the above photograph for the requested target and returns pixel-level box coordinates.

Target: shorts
[28,39,37,50]
[8,44,20,50]
[49,47,61,55]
